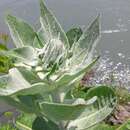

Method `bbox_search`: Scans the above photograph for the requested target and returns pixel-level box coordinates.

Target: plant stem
[59,121,67,130]
[16,121,32,130]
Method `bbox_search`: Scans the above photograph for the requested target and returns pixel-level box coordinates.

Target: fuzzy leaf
[18,67,41,84]
[33,31,44,48]
[67,86,117,130]
[66,27,83,48]
[42,38,66,68]
[77,15,100,50]
[17,95,42,114]
[6,15,36,48]
[0,46,38,66]
[52,57,99,102]
[56,57,99,87]
[0,68,55,96]
[0,68,31,96]
[32,116,59,130]
[0,96,36,113]
[71,15,100,66]
[39,0,69,49]
[39,97,96,121]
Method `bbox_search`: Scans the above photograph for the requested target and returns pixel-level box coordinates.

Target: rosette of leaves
[0,0,117,129]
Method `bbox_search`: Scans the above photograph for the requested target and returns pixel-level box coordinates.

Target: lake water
[0,0,130,112]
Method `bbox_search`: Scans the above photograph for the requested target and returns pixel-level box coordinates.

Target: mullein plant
[0,0,117,130]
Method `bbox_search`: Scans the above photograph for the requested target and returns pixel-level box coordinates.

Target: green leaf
[42,38,66,68]
[116,119,130,130]
[6,14,36,48]
[0,46,38,66]
[0,68,57,96]
[0,55,12,73]
[0,43,8,51]
[33,32,44,48]
[71,15,100,66]
[67,86,117,130]
[89,123,117,130]
[56,57,99,87]
[52,57,99,102]
[18,82,56,96]
[0,68,31,96]
[0,96,36,113]
[18,67,41,84]
[39,97,96,121]
[0,44,13,73]
[17,95,39,109]
[18,113,36,128]
[39,0,69,49]
[32,116,59,130]
[77,15,100,50]
[66,27,83,48]
[16,121,32,130]
[17,95,42,114]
